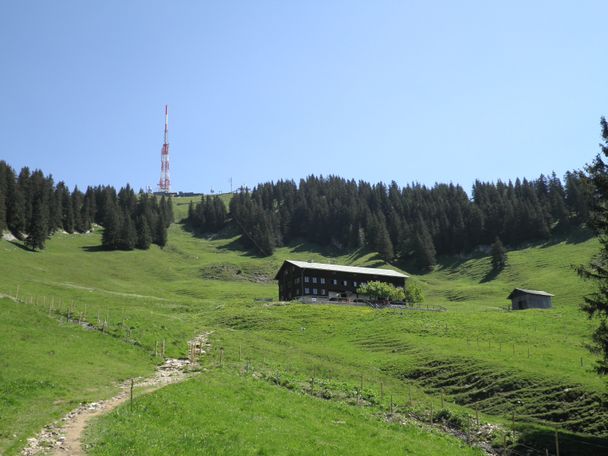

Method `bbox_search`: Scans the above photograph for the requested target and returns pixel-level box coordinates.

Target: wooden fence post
[555,430,560,456]
[130,379,134,411]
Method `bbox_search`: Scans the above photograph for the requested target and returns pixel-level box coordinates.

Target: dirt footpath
[21,332,211,456]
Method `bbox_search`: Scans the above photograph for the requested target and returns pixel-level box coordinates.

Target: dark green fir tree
[490,237,507,272]
[578,117,608,374]
[136,215,152,249]
[154,212,168,248]
[25,198,48,251]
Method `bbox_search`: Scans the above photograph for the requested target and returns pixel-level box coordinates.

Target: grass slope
[0,298,154,455]
[0,199,606,454]
[86,369,481,456]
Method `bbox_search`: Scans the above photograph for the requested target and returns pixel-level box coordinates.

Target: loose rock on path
[21,331,212,456]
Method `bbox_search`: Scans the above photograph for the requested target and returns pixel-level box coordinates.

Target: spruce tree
[413,222,436,271]
[376,222,394,261]
[166,196,174,224]
[25,198,47,250]
[0,163,7,233]
[490,237,507,271]
[72,187,84,232]
[154,212,168,248]
[118,212,137,250]
[102,202,120,249]
[187,201,194,225]
[136,215,152,249]
[18,167,32,229]
[578,116,608,373]
[7,179,25,238]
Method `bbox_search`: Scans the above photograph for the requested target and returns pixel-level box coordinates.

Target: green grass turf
[85,369,482,456]
[0,298,155,455]
[0,197,607,454]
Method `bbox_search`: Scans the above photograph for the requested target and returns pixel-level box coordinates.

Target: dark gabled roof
[507,288,554,300]
[274,260,408,280]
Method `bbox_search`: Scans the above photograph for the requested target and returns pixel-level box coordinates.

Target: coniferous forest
[0,161,173,251]
[188,171,592,269]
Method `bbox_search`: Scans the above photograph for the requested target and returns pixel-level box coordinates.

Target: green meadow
[0,197,606,455]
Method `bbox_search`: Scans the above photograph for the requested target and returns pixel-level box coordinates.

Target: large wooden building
[274,260,408,301]
[507,288,553,310]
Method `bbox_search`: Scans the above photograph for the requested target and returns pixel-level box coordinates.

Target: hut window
[320,278,325,284]
[304,276,310,283]
[313,288,318,295]
[304,287,310,294]
[312,277,318,284]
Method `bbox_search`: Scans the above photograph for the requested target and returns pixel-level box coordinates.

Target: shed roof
[274,260,408,280]
[507,288,554,300]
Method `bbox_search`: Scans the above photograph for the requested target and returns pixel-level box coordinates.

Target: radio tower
[158,105,171,193]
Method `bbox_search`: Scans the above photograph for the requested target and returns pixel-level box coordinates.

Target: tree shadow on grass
[480,268,500,283]
[8,240,34,252]
[216,236,269,259]
[516,426,608,456]
[181,220,240,242]
[81,245,106,253]
[539,226,595,248]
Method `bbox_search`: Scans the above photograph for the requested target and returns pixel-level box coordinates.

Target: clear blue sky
[1,1,606,194]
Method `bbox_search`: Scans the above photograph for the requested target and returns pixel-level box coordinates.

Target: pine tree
[166,196,174,224]
[154,212,168,248]
[578,117,608,373]
[187,201,194,225]
[83,187,96,228]
[136,215,152,249]
[72,187,84,232]
[25,198,47,250]
[376,222,394,261]
[0,163,7,233]
[413,221,436,271]
[102,202,120,249]
[18,167,32,230]
[490,237,507,272]
[117,211,136,250]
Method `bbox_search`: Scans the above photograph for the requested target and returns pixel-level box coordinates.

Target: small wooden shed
[507,288,553,310]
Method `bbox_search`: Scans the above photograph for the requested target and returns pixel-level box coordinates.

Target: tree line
[187,171,592,269]
[0,161,173,251]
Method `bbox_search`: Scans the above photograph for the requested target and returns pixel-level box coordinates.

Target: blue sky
[1,1,606,193]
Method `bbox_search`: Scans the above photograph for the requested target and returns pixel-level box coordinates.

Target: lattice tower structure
[158,105,171,193]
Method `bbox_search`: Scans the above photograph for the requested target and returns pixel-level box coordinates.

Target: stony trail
[21,332,212,456]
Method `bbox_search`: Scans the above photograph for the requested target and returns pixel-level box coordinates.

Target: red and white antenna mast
[158,105,171,193]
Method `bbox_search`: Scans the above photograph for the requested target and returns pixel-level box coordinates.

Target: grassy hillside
[1,199,606,454]
[0,297,154,454]
[86,370,482,456]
